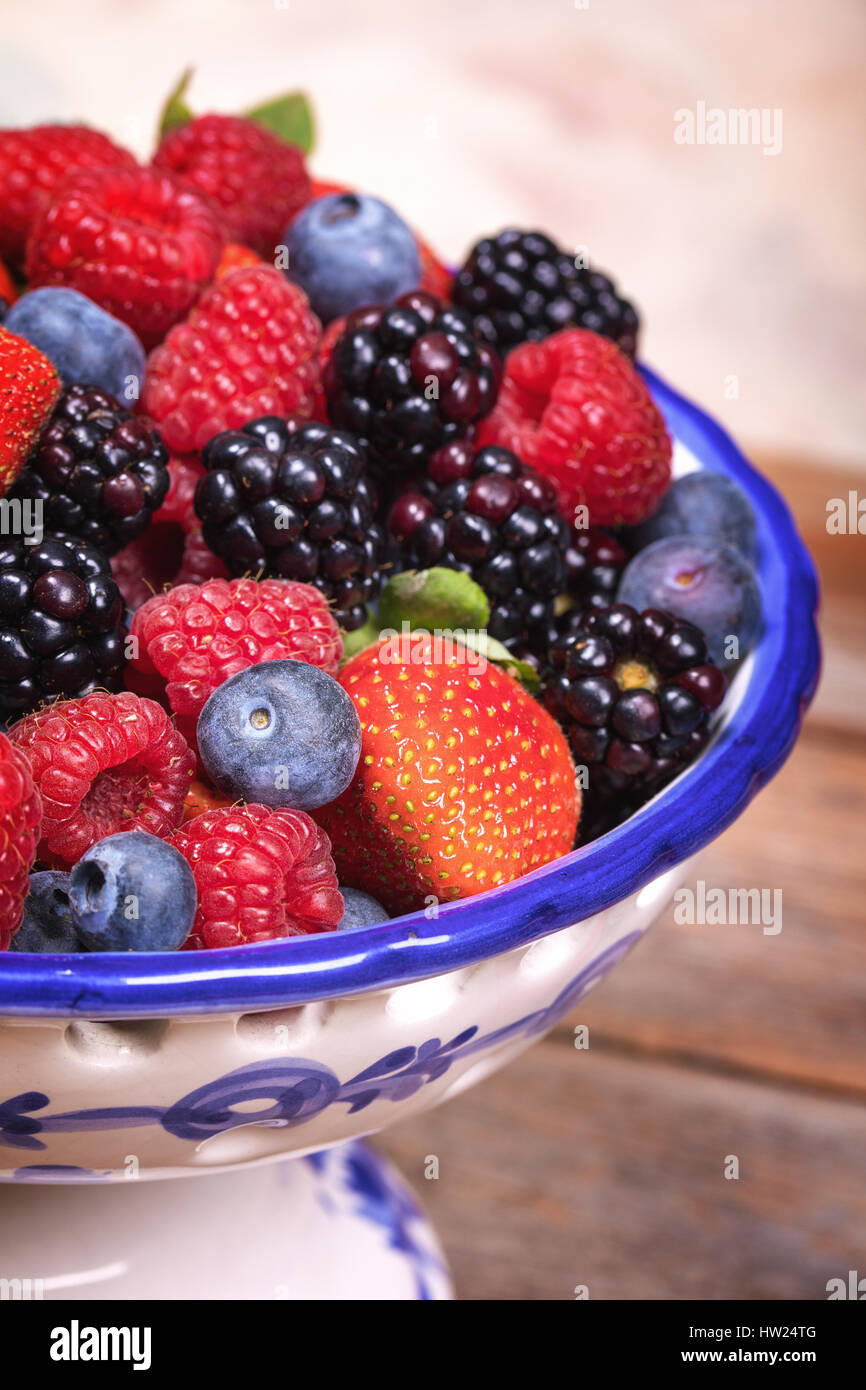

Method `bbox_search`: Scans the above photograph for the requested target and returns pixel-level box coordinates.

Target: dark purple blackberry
[9,384,169,556]
[453,228,639,358]
[542,603,727,842]
[387,441,571,653]
[195,416,385,630]
[324,291,501,484]
[0,532,127,723]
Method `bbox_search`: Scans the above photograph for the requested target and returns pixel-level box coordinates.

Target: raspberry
[170,804,343,948]
[10,384,169,554]
[0,124,136,268]
[141,267,323,454]
[454,229,638,357]
[128,577,343,727]
[153,114,310,259]
[26,165,223,349]
[110,455,227,610]
[9,691,194,867]
[0,732,42,949]
[476,328,672,527]
[0,326,60,495]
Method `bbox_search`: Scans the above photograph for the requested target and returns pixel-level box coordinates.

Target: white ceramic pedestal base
[0,1142,453,1301]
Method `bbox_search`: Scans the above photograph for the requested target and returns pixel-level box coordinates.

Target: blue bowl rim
[0,367,821,1018]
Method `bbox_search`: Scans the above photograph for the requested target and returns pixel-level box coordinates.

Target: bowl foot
[0,1141,453,1301]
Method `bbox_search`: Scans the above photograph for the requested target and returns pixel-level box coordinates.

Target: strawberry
[315,633,579,914]
[0,326,60,496]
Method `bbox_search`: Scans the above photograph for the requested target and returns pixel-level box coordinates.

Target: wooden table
[379,455,866,1300]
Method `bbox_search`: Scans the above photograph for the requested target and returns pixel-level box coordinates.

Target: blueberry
[617,537,761,670]
[197,659,362,811]
[9,872,84,953]
[337,887,390,931]
[284,194,421,323]
[629,470,758,562]
[68,832,196,951]
[3,289,146,403]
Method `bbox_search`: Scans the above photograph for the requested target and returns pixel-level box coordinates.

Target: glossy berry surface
[153,113,310,259]
[197,659,362,811]
[129,577,342,744]
[170,804,344,949]
[11,384,169,555]
[142,267,323,455]
[324,292,501,483]
[0,124,136,268]
[543,602,726,841]
[284,193,421,323]
[3,289,146,403]
[477,328,671,527]
[194,418,384,629]
[69,831,196,951]
[0,532,127,722]
[0,730,42,950]
[388,441,572,653]
[9,691,195,868]
[110,454,227,611]
[9,870,82,953]
[454,228,639,357]
[26,164,223,349]
[337,886,389,931]
[628,469,758,562]
[315,635,579,915]
[617,536,762,671]
[0,326,60,496]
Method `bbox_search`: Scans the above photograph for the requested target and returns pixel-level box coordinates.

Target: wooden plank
[552,730,866,1093]
[378,1034,866,1301]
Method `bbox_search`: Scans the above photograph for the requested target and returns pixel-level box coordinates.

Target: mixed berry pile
[0,86,762,954]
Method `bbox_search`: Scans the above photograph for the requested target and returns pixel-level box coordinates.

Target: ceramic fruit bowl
[0,368,820,1197]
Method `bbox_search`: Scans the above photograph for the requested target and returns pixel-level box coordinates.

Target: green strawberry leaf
[453,630,540,694]
[244,92,315,153]
[158,68,195,140]
[378,568,490,634]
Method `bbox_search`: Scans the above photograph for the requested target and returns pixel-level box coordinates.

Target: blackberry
[453,228,639,358]
[195,416,385,630]
[9,384,169,556]
[542,603,727,841]
[387,441,571,653]
[323,291,501,485]
[0,532,127,723]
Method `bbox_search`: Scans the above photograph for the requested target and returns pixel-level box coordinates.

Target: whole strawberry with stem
[315,628,579,915]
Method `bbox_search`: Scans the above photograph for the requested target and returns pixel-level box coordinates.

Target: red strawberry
[476,328,672,527]
[141,266,323,454]
[26,165,223,349]
[0,123,136,267]
[0,326,60,495]
[153,114,310,259]
[315,634,579,915]
[215,242,263,279]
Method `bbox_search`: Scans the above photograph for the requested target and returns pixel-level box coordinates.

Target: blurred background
[2,0,863,1298]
